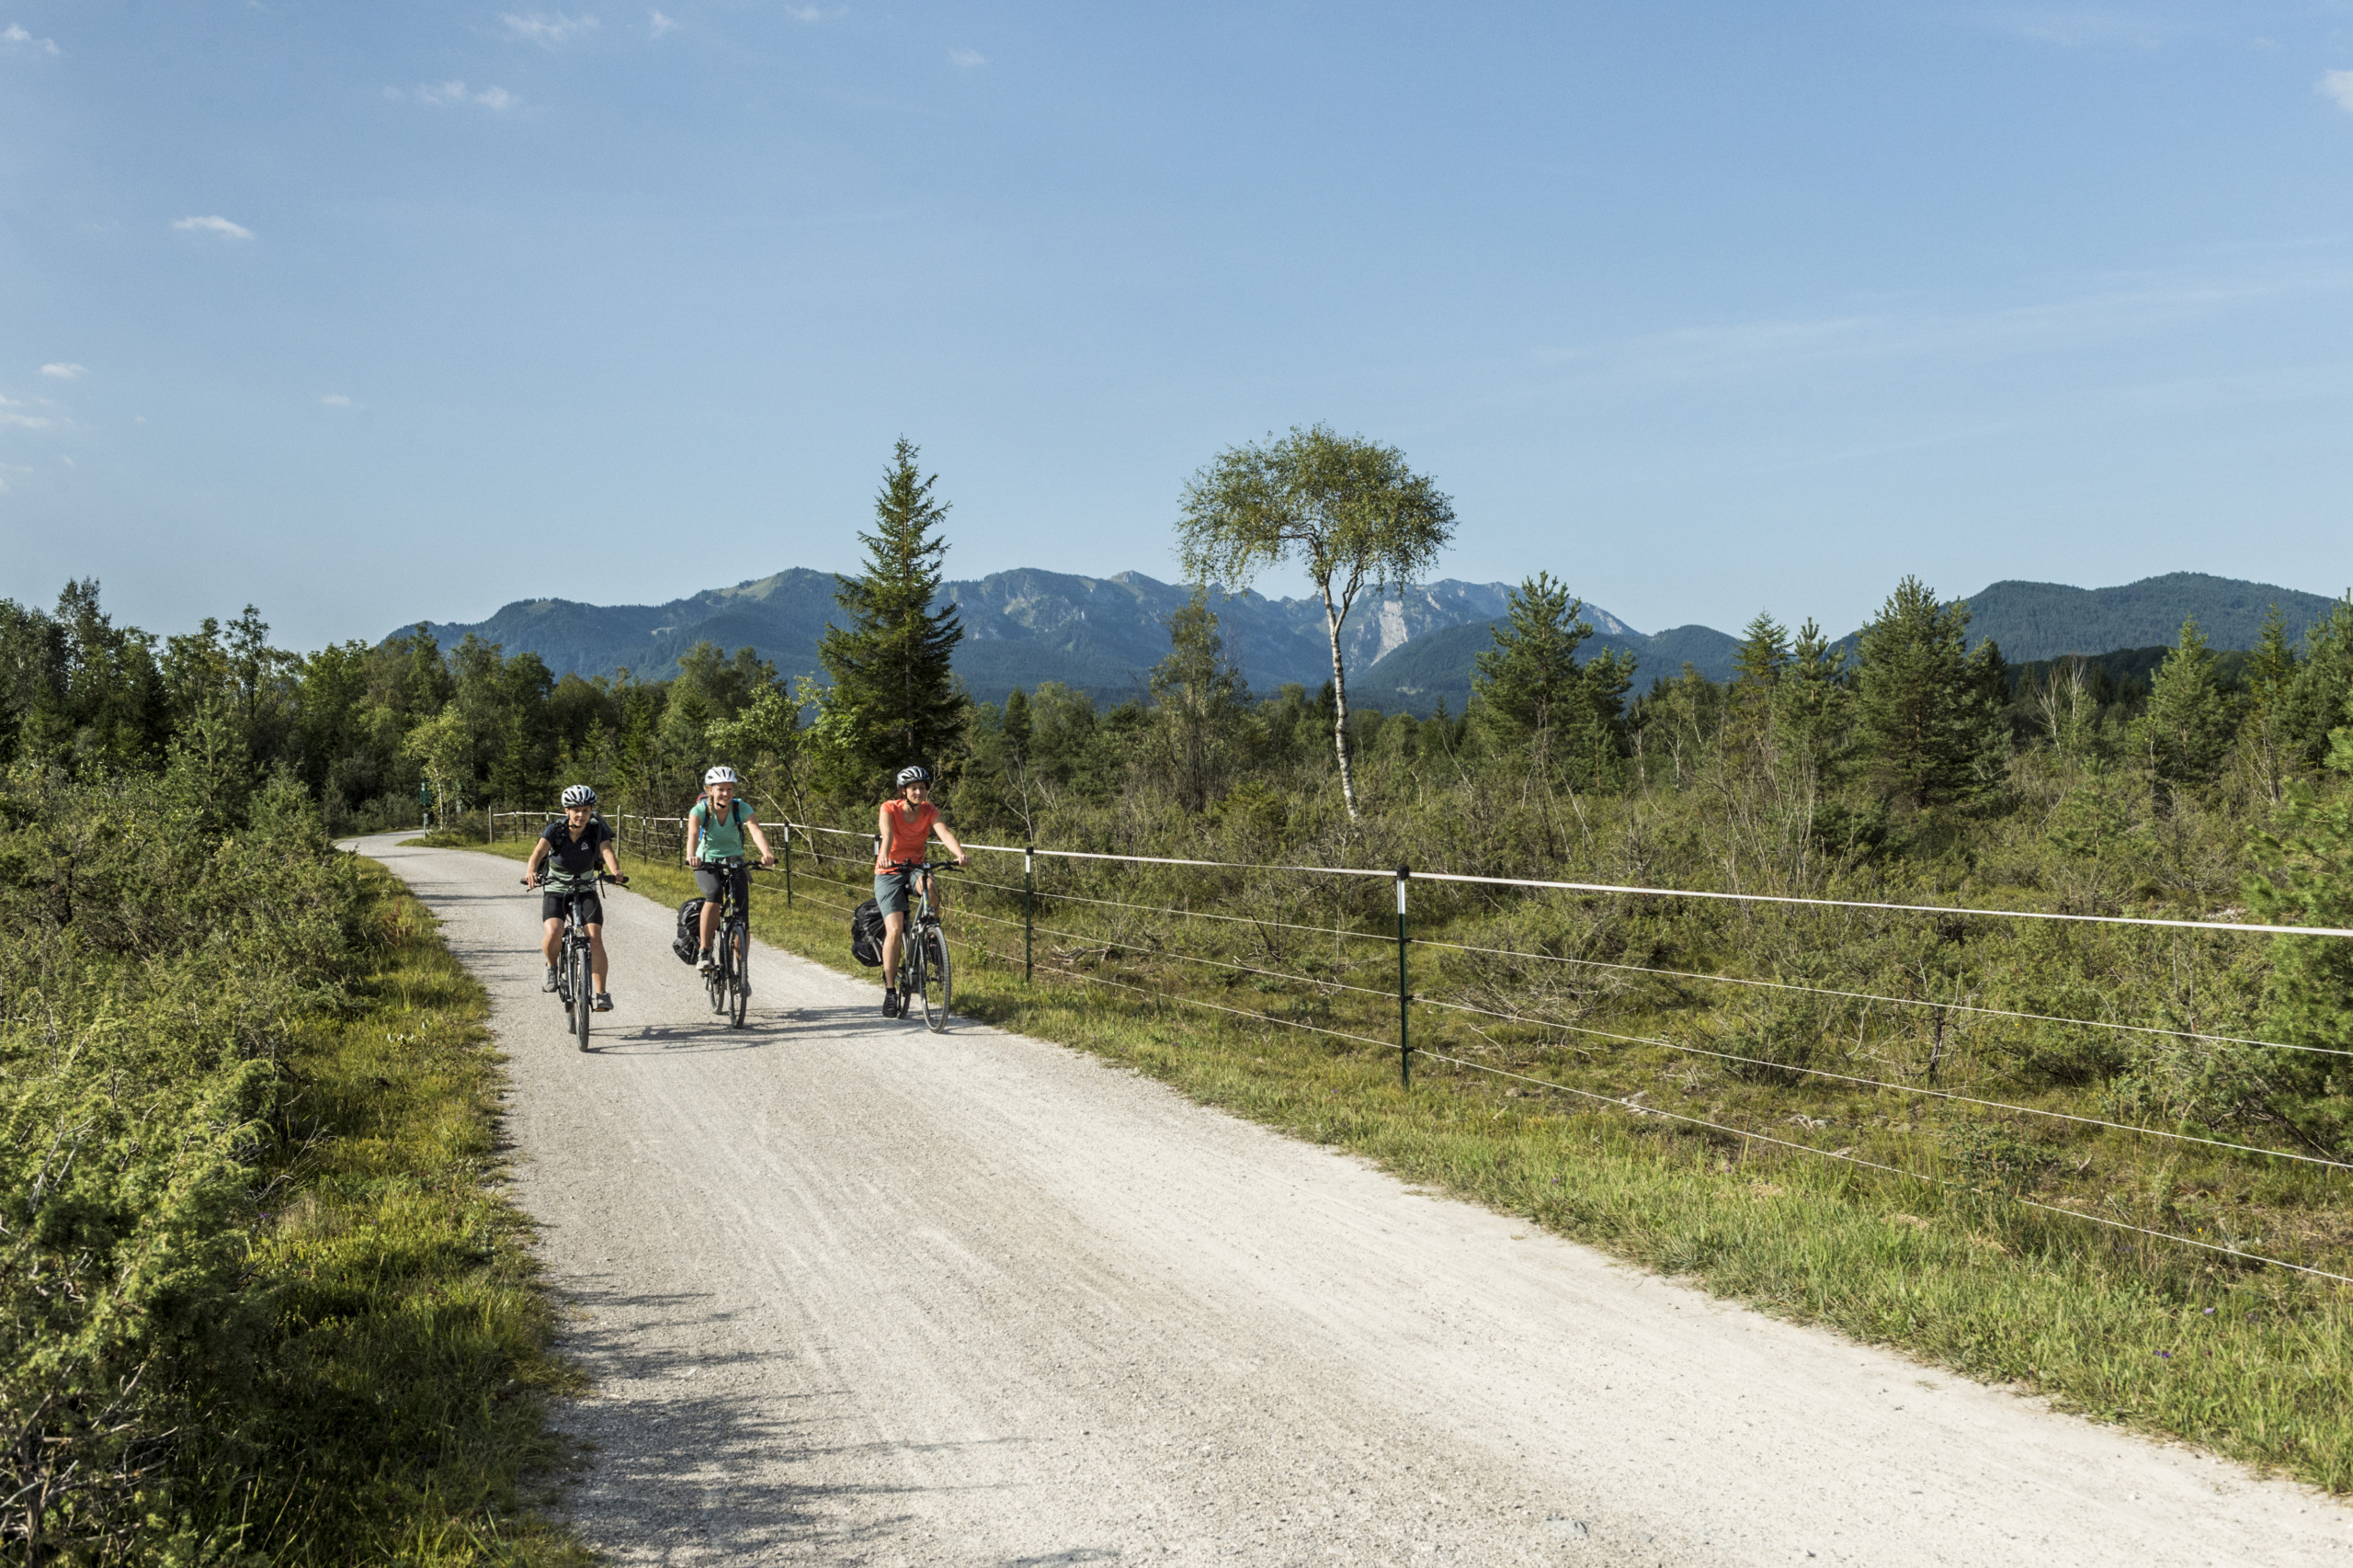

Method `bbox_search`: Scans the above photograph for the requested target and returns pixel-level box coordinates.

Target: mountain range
[404,569,2345,718]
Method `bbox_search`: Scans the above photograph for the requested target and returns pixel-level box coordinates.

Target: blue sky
[5,2,2353,650]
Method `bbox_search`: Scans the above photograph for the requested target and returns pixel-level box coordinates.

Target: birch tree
[1176,425,1455,819]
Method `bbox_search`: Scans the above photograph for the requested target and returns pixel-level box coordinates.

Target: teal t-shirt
[691,798,750,862]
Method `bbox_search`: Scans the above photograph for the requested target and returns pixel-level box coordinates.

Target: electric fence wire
[890,829,2353,940]
[787,821,2350,1060]
[942,915,2353,1286]
[960,897,2352,1171]
[761,835,2353,1282]
[1410,934,2353,1061]
[1406,993,2353,1170]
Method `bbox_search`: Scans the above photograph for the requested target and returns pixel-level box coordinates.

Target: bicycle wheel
[727,921,750,1028]
[920,925,950,1032]
[572,943,593,1051]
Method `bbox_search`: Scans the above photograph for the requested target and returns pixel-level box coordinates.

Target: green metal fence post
[1396,865,1412,1089]
[1024,846,1035,984]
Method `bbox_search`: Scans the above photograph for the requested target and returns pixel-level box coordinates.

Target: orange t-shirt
[876,800,940,870]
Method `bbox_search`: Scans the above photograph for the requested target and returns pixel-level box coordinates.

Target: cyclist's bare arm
[683,803,701,869]
[599,838,622,880]
[932,820,969,867]
[525,838,550,888]
[745,819,777,868]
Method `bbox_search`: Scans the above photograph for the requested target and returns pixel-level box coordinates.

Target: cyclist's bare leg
[540,916,564,966]
[587,925,608,989]
[881,908,907,981]
[698,897,721,952]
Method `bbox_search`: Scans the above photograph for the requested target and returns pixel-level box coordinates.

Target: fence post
[1024,846,1035,985]
[783,825,794,907]
[1395,865,1412,1089]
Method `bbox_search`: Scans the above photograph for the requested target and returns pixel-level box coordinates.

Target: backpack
[849,899,887,968]
[672,898,705,964]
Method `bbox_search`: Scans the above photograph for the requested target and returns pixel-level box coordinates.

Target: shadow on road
[555,1283,1009,1562]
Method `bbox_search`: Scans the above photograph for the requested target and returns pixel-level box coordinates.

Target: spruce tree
[816,438,965,797]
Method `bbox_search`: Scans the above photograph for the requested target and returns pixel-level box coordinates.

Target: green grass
[469,832,2353,1495]
[228,858,588,1566]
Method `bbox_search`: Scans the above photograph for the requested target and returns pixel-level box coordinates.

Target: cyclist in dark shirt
[524,783,626,1010]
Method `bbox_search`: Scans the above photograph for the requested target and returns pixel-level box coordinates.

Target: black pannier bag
[672,898,704,964]
[850,899,887,968]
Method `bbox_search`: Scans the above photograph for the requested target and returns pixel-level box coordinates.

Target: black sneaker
[882,990,900,1017]
[593,993,614,1013]
[542,966,559,993]
[698,948,715,972]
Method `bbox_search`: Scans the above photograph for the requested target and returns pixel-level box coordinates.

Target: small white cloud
[321,393,352,406]
[40,363,85,379]
[174,214,255,240]
[948,46,985,67]
[0,411,54,428]
[784,5,841,20]
[133,415,146,425]
[505,10,599,46]
[649,8,676,37]
[3,23,60,55]
[2323,69,2353,113]
[415,80,517,109]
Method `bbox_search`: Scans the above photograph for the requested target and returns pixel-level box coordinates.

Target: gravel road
[354,834,2349,1566]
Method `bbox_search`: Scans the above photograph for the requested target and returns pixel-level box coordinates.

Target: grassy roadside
[233,856,588,1565]
[472,833,2353,1495]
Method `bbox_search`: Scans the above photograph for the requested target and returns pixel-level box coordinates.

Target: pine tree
[1472,574,1632,784]
[2137,615,2234,788]
[1148,594,1252,812]
[2237,605,2299,803]
[1853,576,2001,810]
[815,438,965,798]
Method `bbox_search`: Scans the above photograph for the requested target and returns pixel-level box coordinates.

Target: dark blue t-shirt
[540,816,613,875]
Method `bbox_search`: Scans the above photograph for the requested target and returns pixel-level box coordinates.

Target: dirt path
[354,834,2348,1566]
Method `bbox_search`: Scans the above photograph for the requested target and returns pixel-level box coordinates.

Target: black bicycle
[528,869,625,1051]
[886,859,955,1032]
[700,858,765,1028]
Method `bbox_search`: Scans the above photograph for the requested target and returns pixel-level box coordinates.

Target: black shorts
[542,890,605,926]
[694,861,748,911]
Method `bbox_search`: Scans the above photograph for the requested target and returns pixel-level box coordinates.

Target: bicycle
[884,858,955,1032]
[526,868,625,1051]
[700,857,765,1028]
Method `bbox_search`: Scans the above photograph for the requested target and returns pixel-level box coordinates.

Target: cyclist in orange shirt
[874,765,966,1017]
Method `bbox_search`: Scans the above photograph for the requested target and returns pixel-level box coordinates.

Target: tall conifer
[816,438,965,795]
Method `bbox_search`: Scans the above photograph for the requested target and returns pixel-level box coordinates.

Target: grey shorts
[873,869,920,916]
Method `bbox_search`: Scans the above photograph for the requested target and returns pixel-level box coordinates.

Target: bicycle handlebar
[521,870,628,888]
[881,858,961,873]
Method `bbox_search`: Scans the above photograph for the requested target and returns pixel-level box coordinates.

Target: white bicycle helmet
[560,783,597,808]
[703,765,739,787]
[895,764,930,788]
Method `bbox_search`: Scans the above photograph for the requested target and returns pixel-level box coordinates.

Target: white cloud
[415,80,517,109]
[0,411,54,429]
[505,10,599,46]
[40,363,85,379]
[174,214,255,239]
[648,8,676,37]
[784,6,842,20]
[948,46,985,67]
[1980,9,2183,50]
[2323,70,2353,114]
[321,393,352,406]
[3,23,60,55]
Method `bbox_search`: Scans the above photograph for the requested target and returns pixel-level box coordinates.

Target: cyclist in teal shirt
[686,766,776,971]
